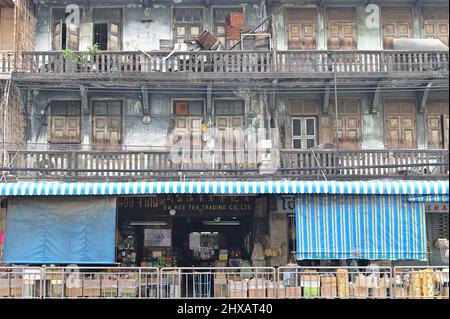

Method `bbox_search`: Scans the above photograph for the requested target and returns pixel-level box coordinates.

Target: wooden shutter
[108,22,121,50]
[382,8,412,49]
[287,8,317,50]
[385,99,416,149]
[427,101,449,149]
[92,101,122,148]
[51,117,67,141]
[327,8,356,50]
[52,20,63,51]
[67,22,80,51]
[0,8,14,50]
[330,100,361,149]
[422,8,449,46]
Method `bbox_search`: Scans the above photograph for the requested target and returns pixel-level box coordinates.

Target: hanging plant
[63,43,101,64]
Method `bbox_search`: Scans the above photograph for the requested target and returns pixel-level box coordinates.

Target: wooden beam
[80,85,88,114]
[322,84,331,114]
[371,80,383,114]
[418,82,432,114]
[141,85,150,115]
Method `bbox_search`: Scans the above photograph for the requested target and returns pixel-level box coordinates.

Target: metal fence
[160,267,277,299]
[277,266,393,299]
[0,266,448,299]
[393,266,449,299]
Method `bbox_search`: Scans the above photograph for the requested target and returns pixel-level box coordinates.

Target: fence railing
[1,266,448,299]
[160,267,277,299]
[277,266,393,299]
[393,266,449,299]
[19,50,449,75]
[0,51,14,74]
[4,148,448,180]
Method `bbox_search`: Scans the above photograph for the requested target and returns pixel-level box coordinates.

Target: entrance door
[214,100,245,166]
[330,100,361,149]
[426,212,449,266]
[422,7,449,46]
[92,100,122,149]
[287,8,317,50]
[327,8,357,50]
[382,8,412,49]
[427,101,449,149]
[385,99,416,149]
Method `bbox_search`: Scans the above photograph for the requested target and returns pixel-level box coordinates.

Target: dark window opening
[94,23,108,50]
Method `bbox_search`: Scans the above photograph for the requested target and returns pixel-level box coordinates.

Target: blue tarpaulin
[3,197,116,264]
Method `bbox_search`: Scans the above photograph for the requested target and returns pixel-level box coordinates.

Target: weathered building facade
[0,0,448,271]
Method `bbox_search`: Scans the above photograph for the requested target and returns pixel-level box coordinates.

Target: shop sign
[426,203,449,213]
[117,195,255,216]
[275,196,295,214]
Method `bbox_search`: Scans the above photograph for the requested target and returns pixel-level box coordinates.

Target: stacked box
[118,278,138,298]
[394,287,408,298]
[352,274,369,298]
[248,278,266,298]
[285,286,302,298]
[101,276,118,297]
[301,271,320,297]
[10,278,23,297]
[0,278,10,297]
[225,26,241,41]
[228,280,247,298]
[321,275,337,298]
[65,287,83,297]
[214,274,228,298]
[266,282,285,298]
[83,278,101,297]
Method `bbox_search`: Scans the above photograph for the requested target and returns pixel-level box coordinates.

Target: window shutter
[52,20,63,50]
[108,22,121,50]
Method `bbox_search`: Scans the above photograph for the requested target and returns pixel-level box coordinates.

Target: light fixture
[203,221,240,226]
[129,221,168,226]
[169,209,176,216]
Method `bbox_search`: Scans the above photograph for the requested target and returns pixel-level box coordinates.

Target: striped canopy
[0,180,448,196]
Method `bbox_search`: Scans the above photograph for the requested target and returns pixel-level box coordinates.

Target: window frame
[291,116,318,150]
[172,6,205,43]
[48,99,82,144]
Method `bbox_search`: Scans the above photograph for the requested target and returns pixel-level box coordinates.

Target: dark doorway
[94,23,108,50]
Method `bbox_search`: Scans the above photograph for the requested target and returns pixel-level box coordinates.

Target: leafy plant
[63,43,101,64]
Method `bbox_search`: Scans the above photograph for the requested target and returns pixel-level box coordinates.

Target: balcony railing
[18,50,449,76]
[3,148,448,180]
[0,51,14,74]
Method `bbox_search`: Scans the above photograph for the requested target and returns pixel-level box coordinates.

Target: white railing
[393,266,449,299]
[277,266,393,299]
[159,267,277,299]
[0,266,448,299]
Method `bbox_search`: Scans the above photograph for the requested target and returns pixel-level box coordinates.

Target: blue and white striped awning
[0,180,448,196]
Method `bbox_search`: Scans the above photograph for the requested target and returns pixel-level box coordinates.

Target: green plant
[63,43,101,64]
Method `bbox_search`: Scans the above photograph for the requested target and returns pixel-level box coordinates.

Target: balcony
[15,50,449,82]
[3,148,448,181]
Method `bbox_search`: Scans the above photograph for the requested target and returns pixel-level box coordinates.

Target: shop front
[116,195,268,268]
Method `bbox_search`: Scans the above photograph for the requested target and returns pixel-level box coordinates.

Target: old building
[0,0,448,276]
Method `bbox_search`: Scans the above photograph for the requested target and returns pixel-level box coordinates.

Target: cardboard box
[303,287,320,297]
[266,283,285,298]
[372,288,387,298]
[443,287,449,298]
[394,287,408,298]
[248,279,266,298]
[285,286,302,298]
[352,287,369,298]
[228,280,247,298]
[214,277,228,298]
[0,278,10,297]
[225,26,241,41]
[101,277,118,297]
[9,278,23,297]
[65,287,83,297]
[118,278,138,297]
[83,279,101,297]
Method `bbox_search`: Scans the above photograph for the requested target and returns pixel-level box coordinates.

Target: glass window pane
[293,139,302,149]
[306,139,316,149]
[93,102,107,116]
[292,119,301,136]
[215,102,228,115]
[189,101,203,115]
[306,118,315,135]
[108,102,121,116]
[231,101,244,115]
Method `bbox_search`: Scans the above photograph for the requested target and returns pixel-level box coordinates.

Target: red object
[226,12,245,27]
[225,26,241,41]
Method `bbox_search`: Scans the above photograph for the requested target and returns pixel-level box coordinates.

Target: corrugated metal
[408,194,449,202]
[0,180,448,196]
[295,194,428,261]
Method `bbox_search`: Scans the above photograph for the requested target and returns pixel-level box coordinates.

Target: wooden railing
[18,50,449,75]
[0,51,14,73]
[4,148,448,180]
